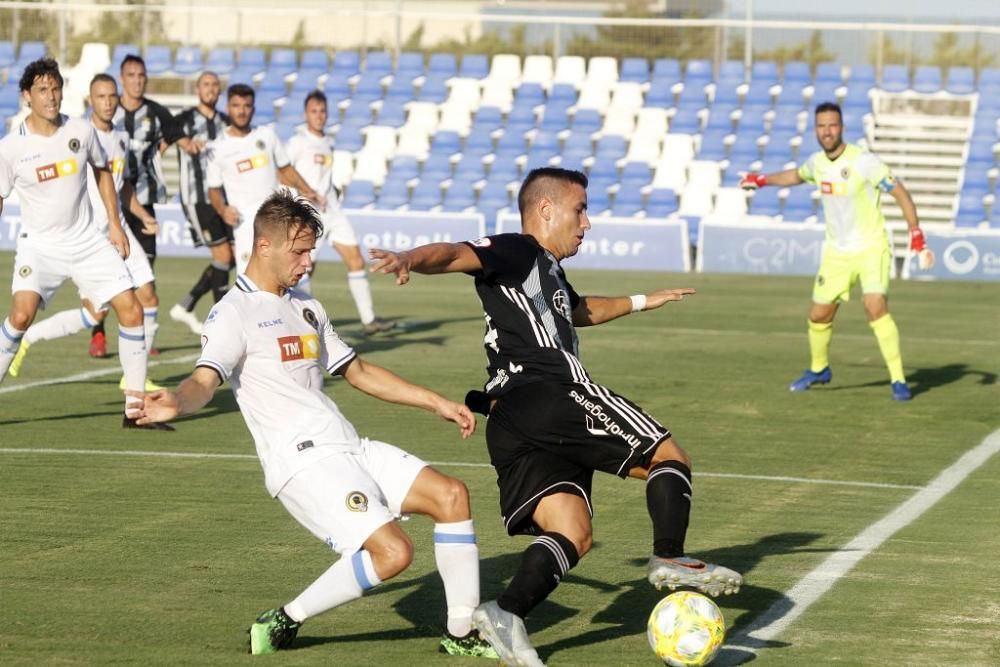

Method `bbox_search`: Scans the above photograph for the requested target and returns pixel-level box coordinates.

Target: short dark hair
[304,90,327,109]
[120,54,145,72]
[815,101,843,121]
[89,72,117,90]
[19,57,63,92]
[517,167,589,213]
[227,83,255,103]
[253,189,324,245]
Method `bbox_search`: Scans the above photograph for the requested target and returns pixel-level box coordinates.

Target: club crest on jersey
[346,492,368,512]
[68,138,81,152]
[35,159,79,183]
[119,139,126,151]
[552,289,572,321]
[255,139,266,150]
[469,237,492,247]
[840,167,850,179]
[817,274,825,286]
[18,265,31,277]
[278,333,320,361]
[237,154,269,172]
[302,307,319,330]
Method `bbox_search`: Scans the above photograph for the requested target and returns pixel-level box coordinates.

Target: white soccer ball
[647,591,726,666]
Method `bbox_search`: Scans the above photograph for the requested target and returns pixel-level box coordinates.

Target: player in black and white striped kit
[371,167,742,667]
[168,71,232,335]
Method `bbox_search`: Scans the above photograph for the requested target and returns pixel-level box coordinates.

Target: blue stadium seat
[325,74,352,104]
[239,47,267,71]
[206,47,235,75]
[376,100,407,126]
[515,82,546,106]
[669,110,701,135]
[409,179,443,210]
[376,184,409,210]
[397,52,424,79]
[588,159,618,183]
[332,51,361,78]
[332,125,364,152]
[144,45,172,75]
[587,186,611,214]
[458,54,488,79]
[946,66,975,94]
[783,61,812,86]
[387,156,420,181]
[744,80,776,107]
[646,188,678,217]
[0,42,15,69]
[453,154,487,181]
[559,155,588,174]
[417,74,449,103]
[809,83,842,106]
[718,60,746,86]
[523,152,555,175]
[739,105,769,135]
[268,48,298,77]
[384,75,415,102]
[341,98,373,124]
[290,71,322,96]
[621,57,650,84]
[421,154,453,180]
[729,133,761,162]
[0,82,21,116]
[506,106,538,135]
[713,84,741,107]
[110,43,140,72]
[539,108,571,133]
[815,62,843,85]
[847,63,876,88]
[173,46,203,76]
[645,85,673,108]
[881,64,910,92]
[594,135,627,162]
[344,180,376,208]
[254,105,276,126]
[783,188,814,219]
[431,130,462,155]
[473,105,503,129]
[572,109,602,134]
[750,60,778,83]
[494,129,527,159]
[274,119,299,142]
[421,53,453,78]
[365,51,393,77]
[549,83,578,104]
[620,161,652,188]
[16,41,46,65]
[653,58,681,83]
[257,70,287,93]
[563,129,592,153]
[353,73,385,104]
[676,84,707,110]
[442,186,476,212]
[613,189,644,217]
[771,105,803,133]
[912,66,942,94]
[300,49,329,78]
[764,129,798,158]
[685,59,712,83]
[488,159,521,183]
[530,130,560,153]
[705,105,737,133]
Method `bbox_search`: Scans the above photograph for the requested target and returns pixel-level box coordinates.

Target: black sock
[91,321,105,336]
[646,460,693,558]
[182,265,214,311]
[497,532,579,619]
[209,261,231,303]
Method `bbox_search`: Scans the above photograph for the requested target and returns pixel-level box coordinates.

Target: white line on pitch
[0,447,922,491]
[0,353,200,395]
[724,428,1000,659]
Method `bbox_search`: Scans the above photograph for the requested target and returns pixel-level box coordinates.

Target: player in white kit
[285,90,395,335]
[0,58,161,429]
[8,74,163,389]
[128,191,497,658]
[205,83,323,275]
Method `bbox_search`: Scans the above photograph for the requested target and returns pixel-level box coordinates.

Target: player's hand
[436,399,477,439]
[125,389,180,424]
[306,190,327,212]
[368,248,412,285]
[140,215,159,235]
[909,227,935,270]
[739,173,768,191]
[108,224,130,258]
[643,287,697,311]
[222,206,240,226]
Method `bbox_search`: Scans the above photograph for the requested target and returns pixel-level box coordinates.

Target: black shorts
[124,204,157,264]
[486,380,671,536]
[184,202,233,248]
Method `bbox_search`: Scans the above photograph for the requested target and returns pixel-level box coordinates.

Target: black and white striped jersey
[463,233,585,396]
[112,98,183,206]
[175,107,229,206]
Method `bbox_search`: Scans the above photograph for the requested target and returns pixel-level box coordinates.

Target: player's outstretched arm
[341,356,476,438]
[368,243,483,285]
[573,288,696,327]
[125,367,222,425]
[209,187,239,227]
[95,165,130,258]
[122,181,158,234]
[278,165,326,210]
[889,181,935,270]
[739,168,804,190]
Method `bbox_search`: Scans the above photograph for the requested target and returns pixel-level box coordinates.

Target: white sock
[434,520,479,637]
[118,324,148,415]
[0,318,26,381]
[284,549,382,623]
[347,270,376,325]
[297,273,313,295]
[143,307,158,351]
[24,307,97,344]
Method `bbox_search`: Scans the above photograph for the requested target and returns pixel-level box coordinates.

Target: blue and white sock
[0,317,25,381]
[434,520,479,637]
[284,549,381,623]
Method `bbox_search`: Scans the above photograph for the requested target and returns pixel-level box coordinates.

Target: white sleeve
[205,146,223,189]
[85,125,108,169]
[196,301,247,381]
[0,145,14,198]
[314,301,356,374]
[271,129,291,169]
[285,135,302,166]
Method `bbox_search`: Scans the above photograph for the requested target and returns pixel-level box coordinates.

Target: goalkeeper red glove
[739,173,768,191]
[909,227,935,270]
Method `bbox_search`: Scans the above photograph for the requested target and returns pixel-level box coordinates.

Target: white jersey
[0,114,108,241]
[285,129,339,201]
[86,125,130,232]
[205,125,289,226]
[197,273,360,496]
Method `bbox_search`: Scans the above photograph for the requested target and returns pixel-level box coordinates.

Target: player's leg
[107,288,156,423]
[790,247,850,391]
[327,209,394,334]
[0,291,42,382]
[633,438,742,596]
[10,299,104,377]
[860,245,910,399]
[171,205,232,333]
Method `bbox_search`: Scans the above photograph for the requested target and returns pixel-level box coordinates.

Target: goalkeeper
[740,101,933,401]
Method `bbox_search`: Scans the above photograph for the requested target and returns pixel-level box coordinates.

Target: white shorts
[80,226,154,306]
[12,229,134,311]
[276,439,427,555]
[233,220,254,274]
[323,206,358,247]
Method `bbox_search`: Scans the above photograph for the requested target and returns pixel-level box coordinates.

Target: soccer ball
[647,591,726,666]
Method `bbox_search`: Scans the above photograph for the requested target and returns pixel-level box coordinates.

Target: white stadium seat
[445,78,482,112]
[360,125,397,161]
[712,187,749,218]
[586,56,619,89]
[352,151,388,186]
[609,82,644,111]
[486,53,521,88]
[602,106,636,138]
[402,101,440,135]
[521,55,554,88]
[553,56,587,89]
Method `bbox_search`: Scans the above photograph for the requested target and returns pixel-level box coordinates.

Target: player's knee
[651,438,691,470]
[115,296,144,327]
[369,533,414,580]
[8,310,35,331]
[434,477,471,521]
[574,530,594,557]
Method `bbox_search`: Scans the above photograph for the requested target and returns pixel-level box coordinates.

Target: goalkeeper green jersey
[797,143,897,253]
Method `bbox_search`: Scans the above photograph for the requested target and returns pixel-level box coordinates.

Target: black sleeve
[149,100,185,145]
[174,109,193,137]
[462,233,537,282]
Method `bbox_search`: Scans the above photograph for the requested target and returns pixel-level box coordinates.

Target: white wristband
[630,294,647,313]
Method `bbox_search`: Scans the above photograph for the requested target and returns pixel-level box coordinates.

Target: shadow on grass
[294,531,828,664]
[825,363,997,398]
